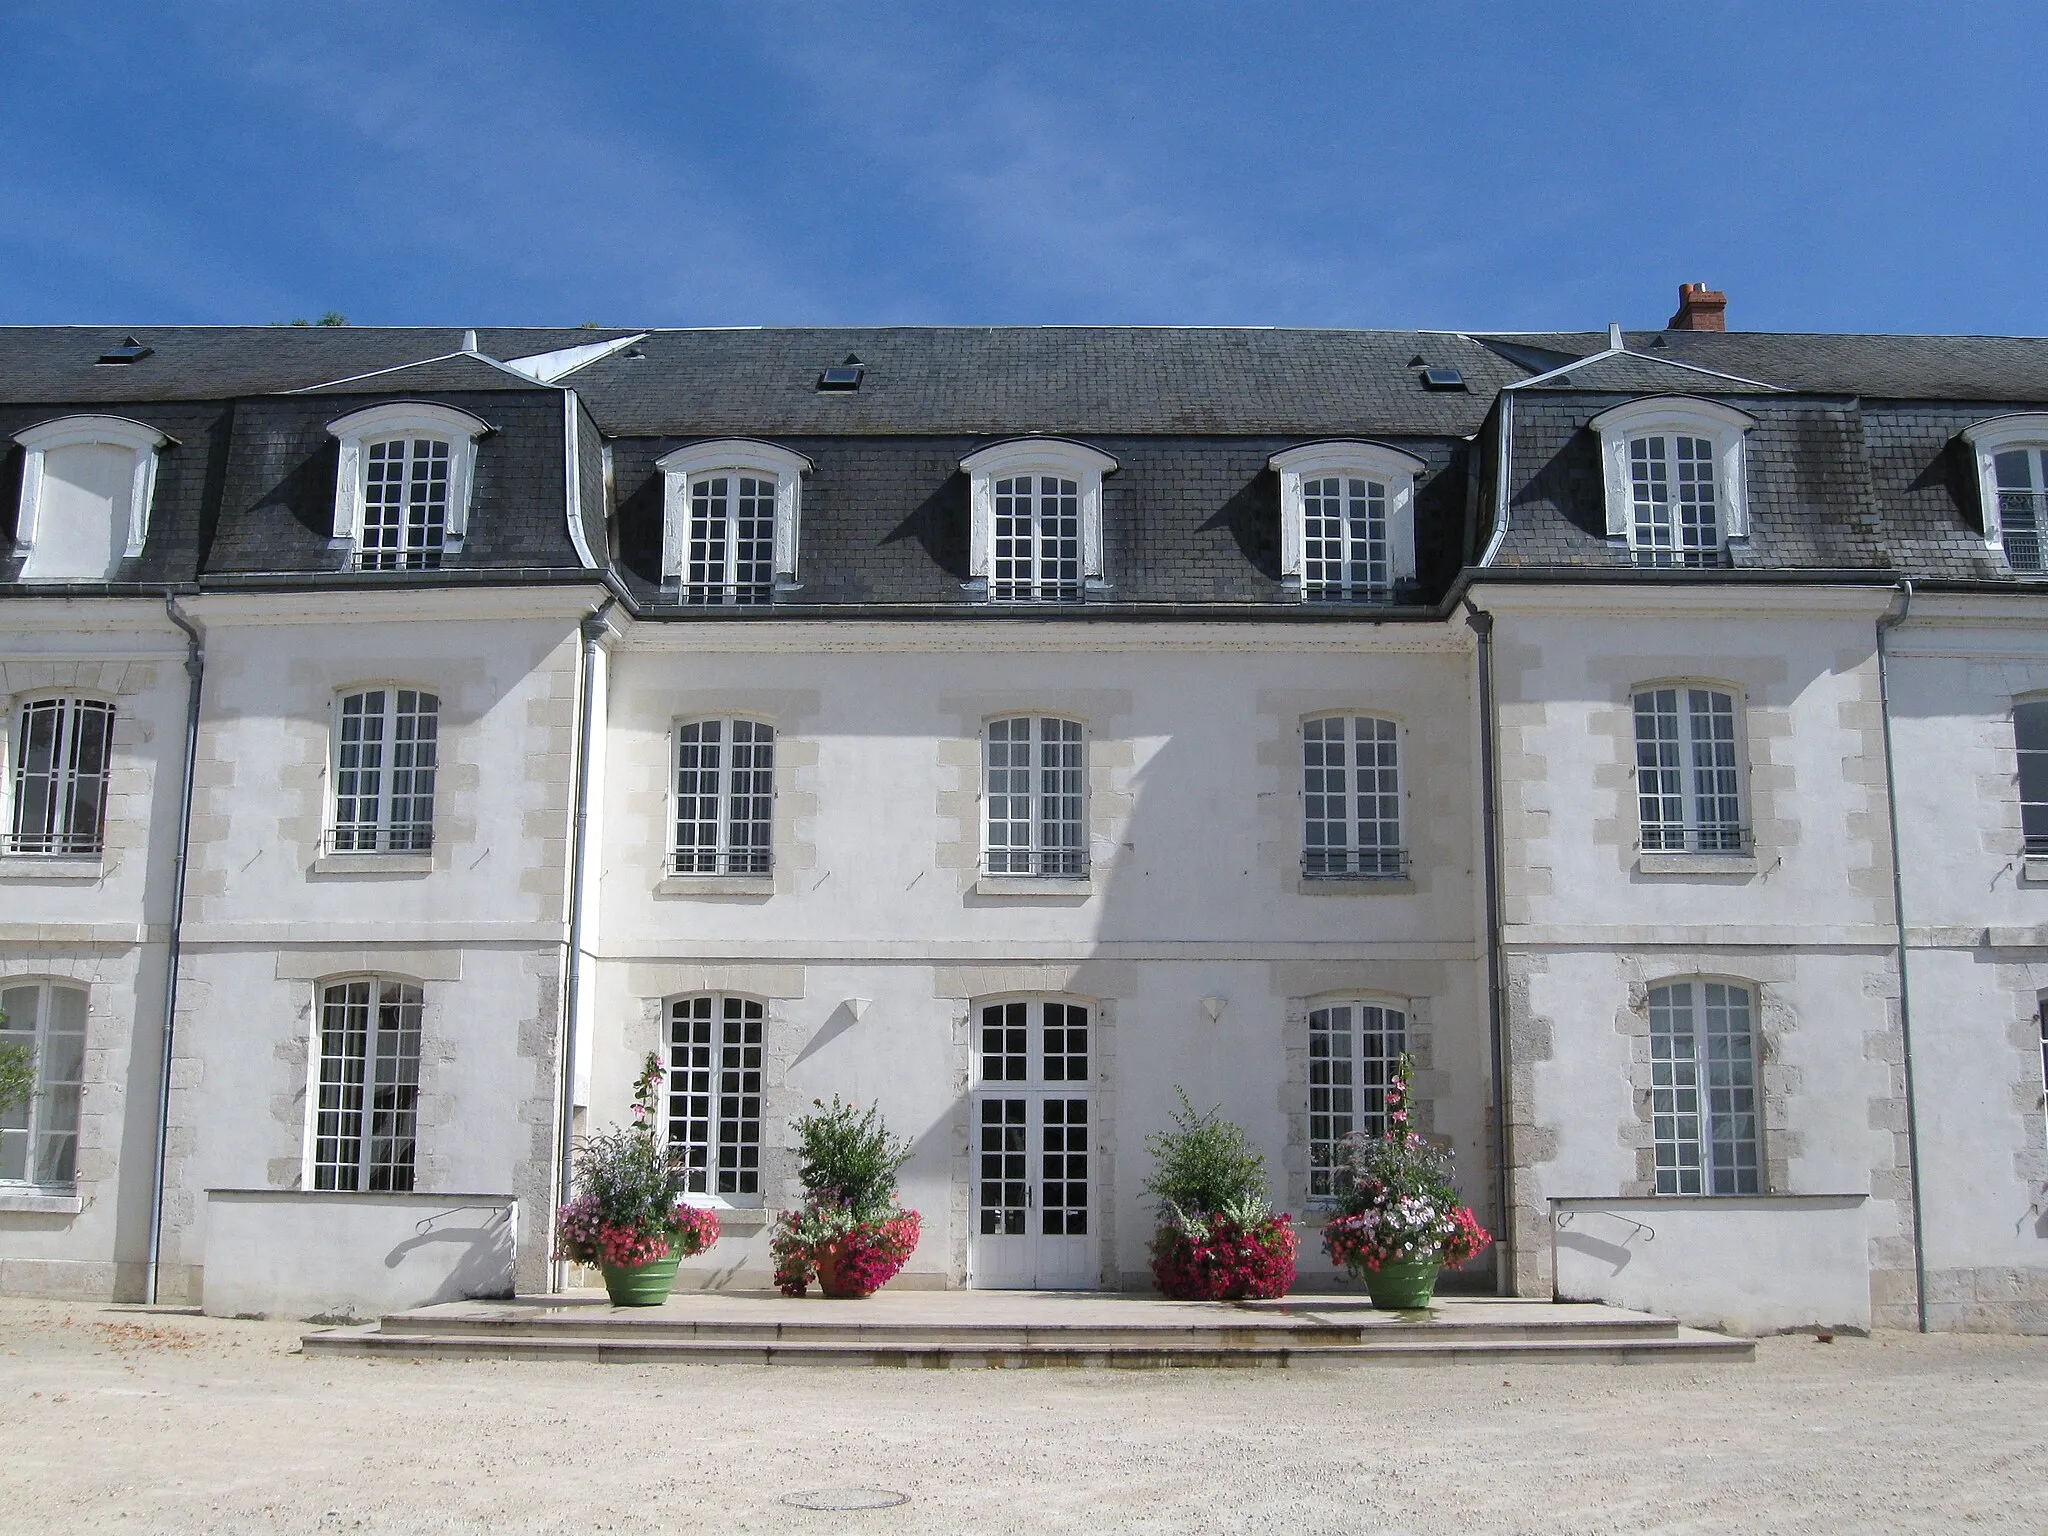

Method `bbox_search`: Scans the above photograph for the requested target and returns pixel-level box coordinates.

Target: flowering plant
[554,1051,722,1270]
[771,1097,921,1297]
[1143,1089,1296,1300]
[1320,1054,1491,1275]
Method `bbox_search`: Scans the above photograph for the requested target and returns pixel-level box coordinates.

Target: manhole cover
[783,1488,910,1512]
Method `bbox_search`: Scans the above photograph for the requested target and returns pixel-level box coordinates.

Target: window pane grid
[1302,715,1406,878]
[984,717,1086,877]
[362,439,449,571]
[313,977,422,1192]
[1649,981,1759,1196]
[1630,435,1723,568]
[991,476,1082,601]
[2018,701,2048,856]
[1302,476,1392,601]
[331,689,439,853]
[1307,1002,1405,1200]
[684,475,774,605]
[8,697,114,856]
[672,719,775,876]
[0,983,87,1188]
[1635,687,1747,853]
[669,995,765,1199]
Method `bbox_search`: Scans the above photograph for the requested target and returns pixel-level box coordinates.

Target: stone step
[304,1325,1752,1368]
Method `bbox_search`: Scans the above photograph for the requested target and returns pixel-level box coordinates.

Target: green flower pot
[1364,1255,1442,1310]
[599,1248,681,1307]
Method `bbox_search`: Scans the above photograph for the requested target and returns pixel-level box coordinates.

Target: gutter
[147,591,203,1305]
[552,592,617,1288]
[1460,594,1512,1293]
[1874,578,1929,1331]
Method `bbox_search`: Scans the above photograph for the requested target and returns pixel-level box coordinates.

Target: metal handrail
[981,851,1090,879]
[1301,848,1411,880]
[670,849,774,877]
[323,827,435,855]
[1637,824,1753,856]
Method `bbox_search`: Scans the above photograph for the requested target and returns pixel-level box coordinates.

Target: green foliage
[0,1041,33,1117]
[1143,1088,1271,1227]
[791,1096,912,1222]
[569,1052,686,1235]
[1330,1054,1460,1215]
[277,312,350,327]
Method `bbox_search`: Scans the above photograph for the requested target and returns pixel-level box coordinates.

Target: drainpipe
[147,593,203,1306]
[1461,594,1512,1294]
[552,594,615,1290]
[1874,579,1929,1331]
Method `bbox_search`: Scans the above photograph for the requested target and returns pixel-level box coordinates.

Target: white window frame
[328,686,440,854]
[2015,698,2048,856]
[1305,996,1407,1204]
[0,979,87,1189]
[982,715,1089,879]
[1589,397,1755,563]
[1646,977,1761,1196]
[1960,414,2048,570]
[308,975,424,1193]
[6,694,115,858]
[670,717,776,877]
[1632,681,1749,855]
[1269,441,1423,600]
[664,993,765,1205]
[961,438,1117,601]
[12,415,170,579]
[655,439,811,600]
[1300,713,1407,878]
[326,402,490,568]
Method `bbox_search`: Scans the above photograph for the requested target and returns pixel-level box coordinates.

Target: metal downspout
[1462,596,1512,1293]
[1875,579,1929,1331]
[147,594,203,1305]
[553,595,615,1290]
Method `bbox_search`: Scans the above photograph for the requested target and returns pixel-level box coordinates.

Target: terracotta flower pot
[814,1241,878,1299]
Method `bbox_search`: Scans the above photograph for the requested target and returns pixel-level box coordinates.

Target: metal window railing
[1301,583,1396,604]
[669,849,773,877]
[1301,847,1411,880]
[982,849,1090,879]
[324,826,434,855]
[2001,490,2048,573]
[668,582,773,606]
[1637,824,1753,856]
[2,830,104,858]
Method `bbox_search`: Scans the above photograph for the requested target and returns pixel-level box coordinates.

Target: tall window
[2038,997,2048,1132]
[1629,435,1721,566]
[1648,980,1759,1196]
[1994,448,2048,573]
[984,716,1086,877]
[991,476,1082,601]
[672,719,775,876]
[311,977,423,1192]
[1300,477,1391,600]
[331,689,439,853]
[360,437,452,571]
[685,475,776,604]
[1634,686,1745,854]
[1302,715,1404,878]
[666,995,763,1200]
[0,982,86,1188]
[1307,1000,1406,1200]
[2015,702,2048,858]
[8,697,113,857]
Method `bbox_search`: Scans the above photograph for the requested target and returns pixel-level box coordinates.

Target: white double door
[970,999,1097,1290]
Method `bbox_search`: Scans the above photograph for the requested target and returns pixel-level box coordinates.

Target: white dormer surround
[1269,441,1425,600]
[12,415,171,581]
[1960,413,2048,568]
[655,440,812,599]
[960,438,1117,601]
[326,402,491,566]
[1589,396,1756,563]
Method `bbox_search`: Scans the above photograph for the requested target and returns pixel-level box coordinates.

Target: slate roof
[294,351,559,395]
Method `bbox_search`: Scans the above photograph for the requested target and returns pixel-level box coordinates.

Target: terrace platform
[302,1288,1753,1368]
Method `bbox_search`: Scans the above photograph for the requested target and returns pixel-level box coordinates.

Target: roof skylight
[96,336,154,365]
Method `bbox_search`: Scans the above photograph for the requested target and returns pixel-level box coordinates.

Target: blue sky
[2,2,2043,334]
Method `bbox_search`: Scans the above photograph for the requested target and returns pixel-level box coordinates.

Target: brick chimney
[1668,282,1727,332]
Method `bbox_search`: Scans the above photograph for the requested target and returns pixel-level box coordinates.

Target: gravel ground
[1,1299,2044,1534]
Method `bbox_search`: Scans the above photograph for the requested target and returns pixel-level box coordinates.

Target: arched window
[655,440,811,604]
[1960,414,2048,573]
[665,994,763,1202]
[1302,714,1405,878]
[1647,979,1759,1195]
[0,981,87,1188]
[326,402,491,572]
[11,415,170,582]
[961,439,1117,603]
[1633,684,1747,854]
[311,976,423,1192]
[1270,441,1424,603]
[330,688,439,854]
[1589,397,1755,567]
[2015,700,2048,855]
[672,719,775,876]
[1306,998,1406,1201]
[983,716,1086,878]
[7,696,114,858]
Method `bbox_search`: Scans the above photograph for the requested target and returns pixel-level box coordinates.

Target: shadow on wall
[385,1208,517,1305]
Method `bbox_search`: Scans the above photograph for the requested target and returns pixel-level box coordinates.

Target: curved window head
[1301,715,1406,878]
[961,439,1117,603]
[655,440,811,605]
[1270,442,1424,602]
[329,688,439,854]
[1961,414,2048,573]
[0,980,87,1188]
[1589,397,1755,567]
[1633,684,1748,855]
[1646,979,1759,1195]
[1306,998,1407,1201]
[326,403,491,572]
[7,696,114,858]
[666,994,764,1202]
[311,975,423,1192]
[671,718,775,877]
[983,716,1087,878]
[12,416,171,582]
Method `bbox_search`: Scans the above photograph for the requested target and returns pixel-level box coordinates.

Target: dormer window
[11,416,171,582]
[1270,442,1423,602]
[1960,414,2048,574]
[1589,397,1754,568]
[655,440,811,605]
[961,439,1116,603]
[327,403,490,572]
